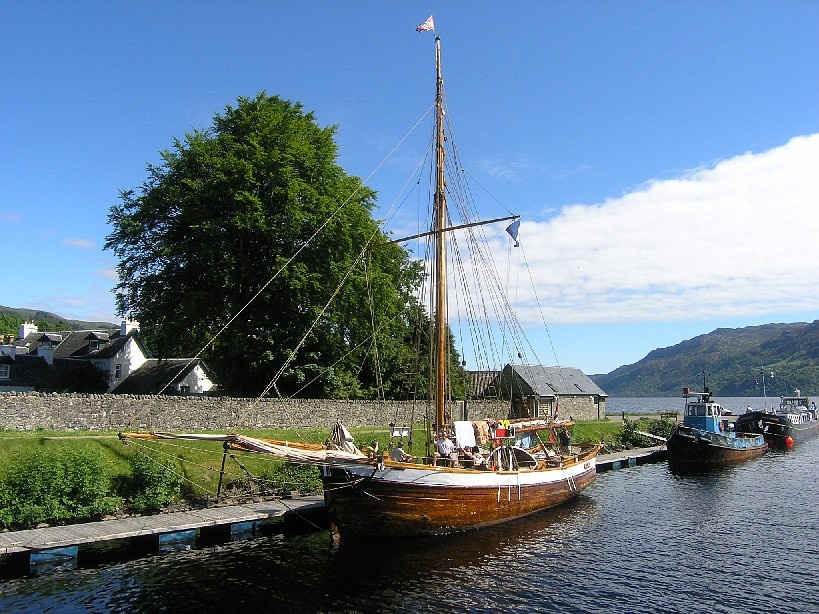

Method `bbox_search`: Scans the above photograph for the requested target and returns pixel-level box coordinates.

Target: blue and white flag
[505,218,520,247]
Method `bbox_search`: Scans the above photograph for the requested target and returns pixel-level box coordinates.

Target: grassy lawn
[0,417,641,530]
[0,426,418,503]
[0,420,630,498]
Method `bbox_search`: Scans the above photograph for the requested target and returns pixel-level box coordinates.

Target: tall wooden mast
[433,36,447,429]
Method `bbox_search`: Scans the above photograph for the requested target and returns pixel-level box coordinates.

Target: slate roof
[469,370,501,398]
[55,330,124,358]
[500,364,607,398]
[111,358,206,395]
[0,354,57,389]
[15,328,150,360]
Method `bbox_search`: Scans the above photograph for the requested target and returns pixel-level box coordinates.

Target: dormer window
[89,340,100,351]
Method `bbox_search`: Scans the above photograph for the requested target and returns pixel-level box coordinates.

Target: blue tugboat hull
[666,426,767,468]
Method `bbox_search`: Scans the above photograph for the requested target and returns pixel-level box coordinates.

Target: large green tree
[105,93,427,397]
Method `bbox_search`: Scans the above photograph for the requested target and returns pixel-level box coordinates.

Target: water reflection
[3,440,819,613]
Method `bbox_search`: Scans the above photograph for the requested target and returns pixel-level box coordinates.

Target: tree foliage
[54,361,110,393]
[0,312,74,338]
[105,93,442,398]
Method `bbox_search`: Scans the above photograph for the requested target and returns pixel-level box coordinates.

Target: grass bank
[0,417,671,531]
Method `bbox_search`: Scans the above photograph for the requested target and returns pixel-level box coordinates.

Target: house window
[115,364,122,379]
[179,385,190,395]
[0,365,9,379]
[89,340,100,350]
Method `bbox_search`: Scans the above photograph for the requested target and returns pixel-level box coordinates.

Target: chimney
[121,320,140,336]
[38,345,55,365]
[19,321,38,340]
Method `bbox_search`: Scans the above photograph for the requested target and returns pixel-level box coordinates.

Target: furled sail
[120,422,369,466]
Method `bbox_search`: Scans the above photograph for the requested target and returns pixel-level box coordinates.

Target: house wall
[180,366,213,394]
[105,342,148,391]
[555,395,607,420]
[0,393,526,432]
[511,395,606,421]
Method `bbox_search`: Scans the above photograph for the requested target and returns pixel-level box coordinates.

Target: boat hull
[734,411,819,448]
[666,426,767,468]
[321,448,598,539]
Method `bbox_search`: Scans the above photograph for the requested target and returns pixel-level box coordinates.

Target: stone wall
[0,392,605,432]
[0,392,515,432]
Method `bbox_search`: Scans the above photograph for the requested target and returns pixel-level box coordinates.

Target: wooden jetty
[596,445,667,472]
[0,496,325,575]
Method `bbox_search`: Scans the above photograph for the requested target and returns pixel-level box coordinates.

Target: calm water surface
[2,400,818,613]
[607,396,778,415]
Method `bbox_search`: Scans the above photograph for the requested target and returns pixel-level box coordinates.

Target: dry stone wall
[0,392,520,432]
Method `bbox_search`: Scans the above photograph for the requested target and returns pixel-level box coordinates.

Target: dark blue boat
[734,393,819,448]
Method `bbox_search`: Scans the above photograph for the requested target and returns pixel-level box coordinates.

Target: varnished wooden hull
[321,447,599,539]
[666,426,767,468]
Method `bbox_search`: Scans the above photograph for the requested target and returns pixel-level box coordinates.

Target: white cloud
[485,134,819,325]
[477,156,533,182]
[96,267,119,281]
[62,238,96,250]
[0,212,21,222]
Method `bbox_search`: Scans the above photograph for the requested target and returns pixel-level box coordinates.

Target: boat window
[696,405,706,417]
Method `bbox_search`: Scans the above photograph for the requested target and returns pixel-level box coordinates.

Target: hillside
[592,321,819,397]
[0,305,117,336]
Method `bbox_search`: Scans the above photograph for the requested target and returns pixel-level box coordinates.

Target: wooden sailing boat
[121,35,601,541]
[318,37,600,539]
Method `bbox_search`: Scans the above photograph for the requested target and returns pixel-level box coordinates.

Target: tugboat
[733,391,819,448]
[666,387,767,469]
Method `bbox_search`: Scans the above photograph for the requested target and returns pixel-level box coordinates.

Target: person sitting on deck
[390,441,413,462]
[435,433,455,466]
[361,440,379,459]
[471,446,487,469]
[459,445,474,468]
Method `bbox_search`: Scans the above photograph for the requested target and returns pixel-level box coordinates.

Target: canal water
[2,399,818,613]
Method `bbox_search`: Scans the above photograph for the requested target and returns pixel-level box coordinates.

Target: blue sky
[2,2,818,375]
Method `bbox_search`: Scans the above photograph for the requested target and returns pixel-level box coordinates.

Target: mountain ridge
[592,321,819,397]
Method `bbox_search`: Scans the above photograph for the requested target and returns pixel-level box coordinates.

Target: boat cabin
[682,388,727,432]
[780,395,809,411]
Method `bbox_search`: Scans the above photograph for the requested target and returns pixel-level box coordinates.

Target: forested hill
[0,306,116,336]
[591,321,819,397]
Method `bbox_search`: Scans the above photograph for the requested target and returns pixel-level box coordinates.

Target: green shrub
[127,453,184,513]
[0,449,121,528]
[0,482,13,528]
[648,417,677,439]
[621,417,675,448]
[265,462,323,496]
